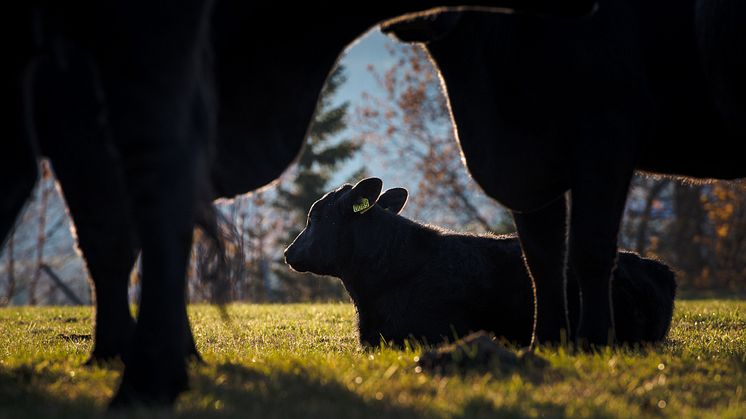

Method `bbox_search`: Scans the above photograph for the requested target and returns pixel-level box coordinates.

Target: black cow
[284,178,676,347]
[2,1,216,406]
[382,1,746,346]
[1,0,599,407]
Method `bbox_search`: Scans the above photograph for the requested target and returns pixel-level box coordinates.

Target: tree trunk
[29,161,52,305]
[668,183,708,289]
[634,180,668,254]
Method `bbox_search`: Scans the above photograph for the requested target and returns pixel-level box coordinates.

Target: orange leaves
[716,225,729,238]
[703,184,740,227]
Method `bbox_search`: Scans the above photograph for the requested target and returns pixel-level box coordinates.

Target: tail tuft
[194,203,244,305]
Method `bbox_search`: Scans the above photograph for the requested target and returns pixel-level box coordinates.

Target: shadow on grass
[0,365,103,419]
[184,362,578,419]
[185,362,424,418]
[0,360,587,418]
[459,395,611,419]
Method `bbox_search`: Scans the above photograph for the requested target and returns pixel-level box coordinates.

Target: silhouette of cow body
[2,2,215,406]
[284,179,677,347]
[383,1,746,345]
[2,0,600,407]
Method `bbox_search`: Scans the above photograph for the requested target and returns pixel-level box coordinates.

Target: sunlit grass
[0,300,743,418]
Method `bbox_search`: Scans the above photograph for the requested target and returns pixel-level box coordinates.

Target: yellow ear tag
[352,197,372,214]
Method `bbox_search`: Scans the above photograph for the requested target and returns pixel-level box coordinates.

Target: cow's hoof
[84,351,120,367]
[516,348,550,369]
[108,356,188,409]
[186,335,204,365]
[108,375,186,409]
[187,347,205,365]
[576,310,616,350]
[86,321,136,366]
[575,328,615,351]
[87,347,203,368]
[87,342,203,367]
[84,340,131,366]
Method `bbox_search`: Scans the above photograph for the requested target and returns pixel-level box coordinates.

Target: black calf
[285,178,676,347]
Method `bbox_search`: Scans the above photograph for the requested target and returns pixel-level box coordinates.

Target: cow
[1,0,600,407]
[381,1,746,347]
[2,1,218,406]
[284,178,676,347]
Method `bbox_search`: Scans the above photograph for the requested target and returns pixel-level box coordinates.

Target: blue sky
[336,30,399,111]
[323,29,400,188]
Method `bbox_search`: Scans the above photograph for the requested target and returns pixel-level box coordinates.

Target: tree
[28,161,53,305]
[697,182,746,290]
[273,66,362,219]
[356,44,509,233]
[620,176,746,293]
[229,65,364,302]
[0,159,90,306]
[619,175,673,255]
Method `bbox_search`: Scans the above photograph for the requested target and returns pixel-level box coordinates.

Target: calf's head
[284,177,408,276]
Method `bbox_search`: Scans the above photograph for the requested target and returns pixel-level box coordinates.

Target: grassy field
[0,300,743,418]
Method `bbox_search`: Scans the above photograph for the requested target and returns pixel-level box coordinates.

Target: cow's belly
[638,113,746,180]
[456,123,571,213]
[638,144,746,181]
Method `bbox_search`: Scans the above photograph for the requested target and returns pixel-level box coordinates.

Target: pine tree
[272,65,365,300]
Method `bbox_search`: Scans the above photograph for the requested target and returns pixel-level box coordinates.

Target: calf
[285,178,676,347]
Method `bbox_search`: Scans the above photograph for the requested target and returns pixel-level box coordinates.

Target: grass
[0,300,743,418]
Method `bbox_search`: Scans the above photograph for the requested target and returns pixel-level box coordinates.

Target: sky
[321,29,403,189]
[336,30,399,113]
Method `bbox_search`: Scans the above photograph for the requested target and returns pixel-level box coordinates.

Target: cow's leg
[57,172,202,366]
[32,49,203,365]
[55,167,138,364]
[568,162,634,348]
[106,129,198,406]
[30,50,138,363]
[109,155,195,406]
[97,1,212,407]
[512,195,570,346]
[49,153,137,365]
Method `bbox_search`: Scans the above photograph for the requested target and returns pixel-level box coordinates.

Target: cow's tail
[194,202,244,310]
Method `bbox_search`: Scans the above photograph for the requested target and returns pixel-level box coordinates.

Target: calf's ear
[344,177,383,215]
[378,188,408,214]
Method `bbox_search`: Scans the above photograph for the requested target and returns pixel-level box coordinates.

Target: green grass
[0,300,743,418]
